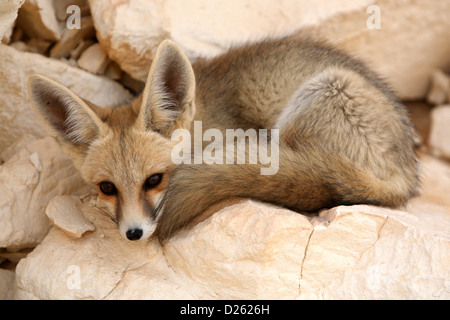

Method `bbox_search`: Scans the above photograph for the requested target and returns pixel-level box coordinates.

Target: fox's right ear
[28,74,107,145]
[136,40,196,137]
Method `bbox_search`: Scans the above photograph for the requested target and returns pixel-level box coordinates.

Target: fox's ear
[137,40,196,137]
[28,74,106,145]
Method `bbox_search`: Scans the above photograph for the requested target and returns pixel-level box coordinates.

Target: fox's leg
[275,66,418,188]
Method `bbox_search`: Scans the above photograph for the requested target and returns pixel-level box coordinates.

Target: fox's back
[192,35,397,130]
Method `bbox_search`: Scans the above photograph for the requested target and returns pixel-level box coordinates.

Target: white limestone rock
[0,44,132,151]
[12,200,306,299]
[406,154,450,220]
[305,205,449,299]
[0,134,36,163]
[13,156,450,299]
[0,0,24,42]
[427,70,450,106]
[77,43,110,74]
[45,195,95,238]
[89,0,450,100]
[0,136,91,249]
[16,0,60,42]
[429,105,450,160]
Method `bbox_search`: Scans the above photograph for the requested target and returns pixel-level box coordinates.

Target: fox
[28,35,419,243]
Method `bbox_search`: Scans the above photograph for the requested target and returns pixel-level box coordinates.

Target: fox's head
[28,40,196,241]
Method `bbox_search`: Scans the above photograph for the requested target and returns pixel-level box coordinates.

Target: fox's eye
[99,181,117,196]
[143,173,163,190]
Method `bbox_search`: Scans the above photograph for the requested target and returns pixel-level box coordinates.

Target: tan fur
[28,36,419,243]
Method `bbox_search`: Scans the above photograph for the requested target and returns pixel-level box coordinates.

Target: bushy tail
[153,142,416,243]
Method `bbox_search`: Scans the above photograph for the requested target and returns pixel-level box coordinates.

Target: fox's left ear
[28,74,107,146]
[137,40,196,137]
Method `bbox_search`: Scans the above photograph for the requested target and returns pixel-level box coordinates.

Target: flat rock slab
[45,195,95,239]
[0,0,24,41]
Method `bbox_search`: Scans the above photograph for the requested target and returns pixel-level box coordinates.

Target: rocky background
[0,0,449,299]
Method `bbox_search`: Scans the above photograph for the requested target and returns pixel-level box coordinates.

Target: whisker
[93,204,118,224]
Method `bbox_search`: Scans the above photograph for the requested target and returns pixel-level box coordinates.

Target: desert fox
[29,35,419,243]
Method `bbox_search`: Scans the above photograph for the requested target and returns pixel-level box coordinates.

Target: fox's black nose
[126,228,143,241]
